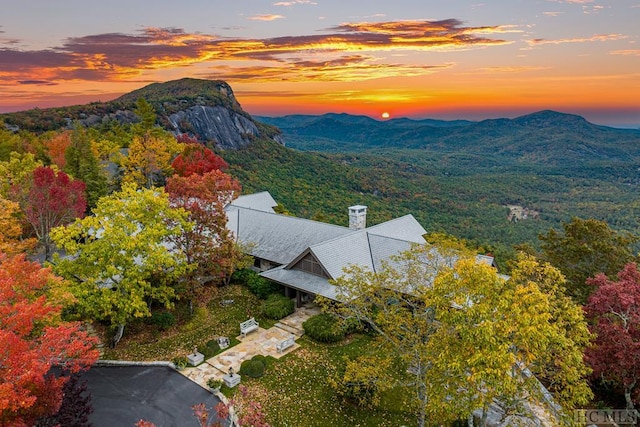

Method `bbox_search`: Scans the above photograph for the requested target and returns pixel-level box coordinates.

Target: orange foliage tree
[166,170,245,307]
[171,141,228,177]
[40,131,72,170]
[0,253,99,426]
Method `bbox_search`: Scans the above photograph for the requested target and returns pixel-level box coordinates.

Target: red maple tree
[171,142,228,177]
[166,170,242,305]
[585,262,640,410]
[22,166,86,260]
[0,253,99,426]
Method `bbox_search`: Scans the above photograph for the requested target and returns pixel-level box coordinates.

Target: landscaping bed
[101,284,264,361]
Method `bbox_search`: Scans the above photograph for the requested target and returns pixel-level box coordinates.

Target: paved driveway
[81,365,227,427]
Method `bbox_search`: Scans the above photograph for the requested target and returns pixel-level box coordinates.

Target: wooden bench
[240,318,259,337]
[276,335,296,353]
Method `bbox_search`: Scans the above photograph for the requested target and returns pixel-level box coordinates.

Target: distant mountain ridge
[2,77,638,163]
[1,78,282,150]
[258,110,640,166]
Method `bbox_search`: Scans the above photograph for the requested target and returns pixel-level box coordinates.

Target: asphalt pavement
[81,365,227,427]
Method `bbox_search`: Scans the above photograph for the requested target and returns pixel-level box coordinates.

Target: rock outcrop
[0,78,284,150]
[168,105,261,150]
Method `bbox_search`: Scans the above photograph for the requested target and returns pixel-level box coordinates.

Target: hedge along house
[225,191,442,306]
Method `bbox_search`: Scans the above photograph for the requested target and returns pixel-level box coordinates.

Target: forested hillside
[220,137,640,265]
[238,111,640,262]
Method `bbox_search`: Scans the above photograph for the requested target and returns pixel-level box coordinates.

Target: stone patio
[181,303,321,388]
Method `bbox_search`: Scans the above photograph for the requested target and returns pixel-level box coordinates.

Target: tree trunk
[111,324,125,348]
[417,374,426,427]
[468,414,474,427]
[625,385,635,410]
[43,232,52,262]
[189,299,194,317]
[417,410,425,427]
[479,406,488,427]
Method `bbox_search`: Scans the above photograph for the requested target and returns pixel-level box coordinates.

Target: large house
[225,192,497,306]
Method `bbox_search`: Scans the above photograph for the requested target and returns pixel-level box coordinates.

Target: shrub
[172,356,188,369]
[207,378,223,390]
[148,311,176,330]
[342,316,364,335]
[231,268,254,284]
[303,313,346,343]
[233,268,280,299]
[198,339,221,359]
[250,354,267,366]
[262,294,295,320]
[240,355,267,378]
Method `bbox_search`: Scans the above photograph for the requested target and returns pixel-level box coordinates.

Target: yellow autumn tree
[325,241,592,427]
[121,132,182,188]
[0,196,37,255]
[0,152,42,199]
[120,98,183,188]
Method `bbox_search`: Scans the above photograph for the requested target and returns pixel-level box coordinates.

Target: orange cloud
[610,49,640,56]
[476,66,551,73]
[0,19,508,87]
[205,58,453,83]
[527,33,626,46]
[249,14,285,21]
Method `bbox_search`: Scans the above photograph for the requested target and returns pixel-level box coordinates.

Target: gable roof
[225,205,352,265]
[230,191,278,213]
[299,215,427,280]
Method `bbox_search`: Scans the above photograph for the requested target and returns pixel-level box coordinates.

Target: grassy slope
[232,334,415,427]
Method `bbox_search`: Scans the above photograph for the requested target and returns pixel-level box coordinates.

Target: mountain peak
[513,110,591,128]
[115,78,244,113]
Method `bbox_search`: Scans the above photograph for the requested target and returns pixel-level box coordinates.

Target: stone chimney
[348,205,367,230]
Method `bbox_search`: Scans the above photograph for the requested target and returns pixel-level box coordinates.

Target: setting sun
[381,112,390,119]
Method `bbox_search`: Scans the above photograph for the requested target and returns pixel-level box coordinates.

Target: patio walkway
[181,304,321,388]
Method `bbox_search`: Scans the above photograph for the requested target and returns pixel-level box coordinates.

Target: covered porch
[260,265,339,307]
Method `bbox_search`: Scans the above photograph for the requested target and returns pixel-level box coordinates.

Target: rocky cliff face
[1,78,284,150]
[169,105,262,150]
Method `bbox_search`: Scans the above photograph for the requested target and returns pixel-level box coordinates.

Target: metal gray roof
[260,266,340,300]
[230,191,278,213]
[365,214,427,243]
[226,193,431,293]
[303,214,427,279]
[225,205,352,265]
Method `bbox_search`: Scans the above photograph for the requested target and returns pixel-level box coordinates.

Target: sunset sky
[1,0,639,126]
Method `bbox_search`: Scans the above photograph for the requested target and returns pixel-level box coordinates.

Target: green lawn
[101,284,266,361]
[226,334,416,427]
[101,284,417,426]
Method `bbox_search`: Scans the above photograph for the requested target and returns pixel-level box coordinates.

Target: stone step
[274,322,304,337]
